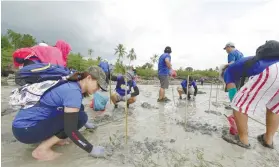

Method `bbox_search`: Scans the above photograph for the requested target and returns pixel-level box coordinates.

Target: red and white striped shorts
[231,62,279,115]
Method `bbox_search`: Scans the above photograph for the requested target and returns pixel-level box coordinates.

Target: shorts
[158,75,169,89]
[177,86,194,95]
[231,63,279,115]
[113,92,125,102]
[12,109,87,144]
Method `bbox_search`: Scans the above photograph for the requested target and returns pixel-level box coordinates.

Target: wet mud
[2,84,279,167]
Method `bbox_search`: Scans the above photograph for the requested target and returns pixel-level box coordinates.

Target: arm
[64,107,93,153]
[131,86,139,97]
[193,85,198,96]
[192,82,198,96]
[110,75,118,81]
[165,57,172,69]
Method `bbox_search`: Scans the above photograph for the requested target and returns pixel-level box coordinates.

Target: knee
[79,111,88,126]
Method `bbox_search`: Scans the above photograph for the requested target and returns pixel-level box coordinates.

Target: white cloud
[2,0,277,70]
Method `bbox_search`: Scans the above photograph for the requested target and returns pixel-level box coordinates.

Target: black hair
[164,46,172,54]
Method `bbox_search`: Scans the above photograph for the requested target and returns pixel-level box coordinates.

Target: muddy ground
[1,84,279,167]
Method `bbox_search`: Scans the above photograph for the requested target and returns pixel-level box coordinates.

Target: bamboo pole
[124,67,128,144]
[185,75,190,128]
[208,82,213,111]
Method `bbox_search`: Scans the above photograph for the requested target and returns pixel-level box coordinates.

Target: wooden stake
[124,68,128,144]
[208,82,213,111]
[185,75,190,128]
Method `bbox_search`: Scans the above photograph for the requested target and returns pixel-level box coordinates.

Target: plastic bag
[90,92,109,112]
[227,115,238,135]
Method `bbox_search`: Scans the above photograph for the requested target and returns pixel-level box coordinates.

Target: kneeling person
[177,77,198,100]
[110,71,139,108]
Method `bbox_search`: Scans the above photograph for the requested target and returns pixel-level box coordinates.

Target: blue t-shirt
[99,61,109,73]
[158,53,171,76]
[228,49,244,63]
[115,76,137,96]
[181,80,197,88]
[12,82,83,128]
[224,56,279,84]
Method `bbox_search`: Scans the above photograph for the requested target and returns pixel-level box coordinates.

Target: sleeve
[165,55,171,62]
[64,112,93,153]
[224,68,235,84]
[228,53,235,63]
[62,89,82,108]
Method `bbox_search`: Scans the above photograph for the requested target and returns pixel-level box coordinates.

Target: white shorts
[231,62,279,115]
[177,86,194,95]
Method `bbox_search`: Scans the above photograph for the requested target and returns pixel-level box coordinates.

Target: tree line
[1,29,218,80]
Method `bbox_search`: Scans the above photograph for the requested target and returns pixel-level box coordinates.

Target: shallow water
[1,84,279,167]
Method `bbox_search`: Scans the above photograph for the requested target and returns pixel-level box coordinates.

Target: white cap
[38,43,48,46]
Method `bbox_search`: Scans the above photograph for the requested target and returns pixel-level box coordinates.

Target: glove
[120,94,131,101]
[85,122,98,129]
[89,146,105,158]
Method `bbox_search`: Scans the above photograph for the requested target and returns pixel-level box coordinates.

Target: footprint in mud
[102,132,189,166]
[204,110,222,116]
[197,91,206,94]
[1,133,17,144]
[176,120,219,136]
[141,102,159,109]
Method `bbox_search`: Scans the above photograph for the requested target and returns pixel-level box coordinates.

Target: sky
[1,0,279,70]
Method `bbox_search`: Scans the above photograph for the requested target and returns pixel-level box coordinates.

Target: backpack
[15,63,74,86]
[9,79,68,110]
[243,40,279,76]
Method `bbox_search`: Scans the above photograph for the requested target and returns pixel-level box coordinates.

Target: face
[85,75,100,94]
[225,47,232,54]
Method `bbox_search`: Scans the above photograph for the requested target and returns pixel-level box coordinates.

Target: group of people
[9,40,279,162]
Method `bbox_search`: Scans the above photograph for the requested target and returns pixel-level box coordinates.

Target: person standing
[98,59,110,83]
[223,42,245,90]
[157,46,172,102]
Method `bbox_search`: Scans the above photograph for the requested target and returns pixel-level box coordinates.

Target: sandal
[257,134,274,149]
[222,134,251,149]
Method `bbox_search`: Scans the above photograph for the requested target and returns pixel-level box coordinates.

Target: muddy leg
[233,110,249,145]
[32,136,62,161]
[159,88,165,100]
[128,96,136,104]
[111,93,118,105]
[177,88,183,99]
[265,108,279,145]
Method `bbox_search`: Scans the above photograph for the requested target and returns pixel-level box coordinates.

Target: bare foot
[32,147,62,161]
[56,139,70,146]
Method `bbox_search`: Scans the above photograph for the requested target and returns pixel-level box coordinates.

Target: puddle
[1,84,279,167]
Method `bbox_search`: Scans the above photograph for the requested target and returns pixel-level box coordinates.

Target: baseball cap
[87,66,108,91]
[164,46,172,53]
[126,70,135,81]
[223,42,235,49]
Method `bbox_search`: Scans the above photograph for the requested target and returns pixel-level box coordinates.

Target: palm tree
[150,54,159,66]
[127,48,137,65]
[88,49,93,59]
[114,44,127,63]
[97,56,102,62]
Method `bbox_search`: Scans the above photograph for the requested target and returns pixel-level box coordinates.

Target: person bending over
[98,59,110,83]
[110,71,139,108]
[177,77,198,100]
[12,66,109,161]
[222,40,279,149]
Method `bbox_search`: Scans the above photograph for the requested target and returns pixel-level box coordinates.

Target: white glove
[120,94,131,101]
[90,146,105,158]
[85,122,98,129]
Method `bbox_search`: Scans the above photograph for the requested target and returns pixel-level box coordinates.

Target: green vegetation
[1,29,219,79]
